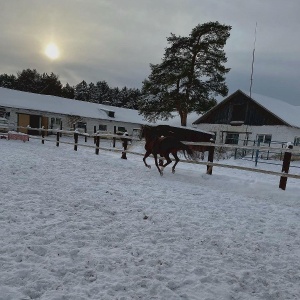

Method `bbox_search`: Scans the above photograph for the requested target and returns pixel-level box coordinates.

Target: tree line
[0,69,141,109]
[0,21,232,126]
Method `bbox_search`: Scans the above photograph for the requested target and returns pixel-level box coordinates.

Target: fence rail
[4,126,300,190]
[183,141,299,154]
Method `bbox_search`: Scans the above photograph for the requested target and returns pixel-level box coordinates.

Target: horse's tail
[180,142,197,161]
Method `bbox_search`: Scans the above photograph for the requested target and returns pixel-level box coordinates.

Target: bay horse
[142,125,198,176]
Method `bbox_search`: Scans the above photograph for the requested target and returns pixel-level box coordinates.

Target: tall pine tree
[139,21,231,126]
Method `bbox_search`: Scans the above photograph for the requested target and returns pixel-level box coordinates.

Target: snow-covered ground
[1,136,300,300]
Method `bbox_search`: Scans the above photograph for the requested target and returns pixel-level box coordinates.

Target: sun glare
[45,43,59,60]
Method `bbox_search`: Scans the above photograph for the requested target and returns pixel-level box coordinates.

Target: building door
[28,115,40,135]
[18,114,30,134]
[41,116,48,136]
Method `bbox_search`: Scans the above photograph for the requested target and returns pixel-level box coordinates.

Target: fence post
[255,140,260,166]
[60,122,62,137]
[206,140,215,175]
[56,132,60,147]
[252,141,255,159]
[95,136,100,155]
[41,126,45,144]
[74,131,78,151]
[234,148,237,159]
[113,126,116,148]
[279,144,293,190]
[267,141,271,160]
[84,125,87,143]
[121,137,128,159]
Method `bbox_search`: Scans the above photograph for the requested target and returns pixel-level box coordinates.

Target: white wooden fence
[7,126,300,190]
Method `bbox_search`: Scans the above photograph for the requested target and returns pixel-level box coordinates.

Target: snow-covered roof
[0,87,204,128]
[0,87,147,125]
[242,90,300,128]
[194,89,300,128]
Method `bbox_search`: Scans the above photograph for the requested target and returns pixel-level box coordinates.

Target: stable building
[0,87,147,136]
[193,90,300,147]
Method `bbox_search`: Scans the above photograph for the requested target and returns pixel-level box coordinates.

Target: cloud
[0,0,299,105]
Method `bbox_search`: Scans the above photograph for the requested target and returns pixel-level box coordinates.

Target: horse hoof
[147,165,151,169]
[172,169,175,174]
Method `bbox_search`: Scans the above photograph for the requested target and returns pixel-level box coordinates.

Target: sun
[45,43,60,60]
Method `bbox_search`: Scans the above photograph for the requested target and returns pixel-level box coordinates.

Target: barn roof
[0,87,147,125]
[193,89,300,128]
[0,87,203,128]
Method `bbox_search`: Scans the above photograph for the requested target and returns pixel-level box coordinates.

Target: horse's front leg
[143,151,151,169]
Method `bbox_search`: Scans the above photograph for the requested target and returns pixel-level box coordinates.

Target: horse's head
[141,125,158,141]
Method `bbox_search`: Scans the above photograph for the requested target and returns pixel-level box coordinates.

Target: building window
[225,133,239,144]
[51,117,61,128]
[99,124,107,131]
[76,121,86,129]
[108,111,115,118]
[257,134,272,144]
[55,118,61,126]
[294,137,300,146]
[117,126,126,133]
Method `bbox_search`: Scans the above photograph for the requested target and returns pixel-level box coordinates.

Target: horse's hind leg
[153,154,163,176]
[143,151,152,169]
[171,151,180,174]
[160,154,172,174]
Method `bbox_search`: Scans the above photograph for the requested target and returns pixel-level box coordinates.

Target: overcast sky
[1,0,299,105]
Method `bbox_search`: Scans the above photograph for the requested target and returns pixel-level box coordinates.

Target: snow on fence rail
[10,126,300,190]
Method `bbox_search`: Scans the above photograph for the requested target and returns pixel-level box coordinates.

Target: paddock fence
[3,126,300,191]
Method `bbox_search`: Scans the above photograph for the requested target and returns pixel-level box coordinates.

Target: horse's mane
[142,125,159,141]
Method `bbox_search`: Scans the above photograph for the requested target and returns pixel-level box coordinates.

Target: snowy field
[1,136,300,300]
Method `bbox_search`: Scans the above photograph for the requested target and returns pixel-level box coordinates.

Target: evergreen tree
[118,87,129,107]
[0,69,143,109]
[110,87,121,107]
[88,82,99,103]
[139,21,232,126]
[16,69,42,93]
[95,81,111,104]
[61,83,75,99]
[39,72,62,96]
[0,74,17,89]
[125,88,141,109]
[74,80,89,101]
